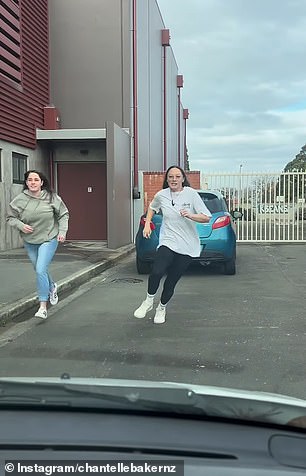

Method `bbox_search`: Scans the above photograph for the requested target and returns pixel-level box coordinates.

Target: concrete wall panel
[49,0,131,129]
[106,122,132,248]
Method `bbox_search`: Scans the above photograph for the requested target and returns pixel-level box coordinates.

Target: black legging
[148,246,192,305]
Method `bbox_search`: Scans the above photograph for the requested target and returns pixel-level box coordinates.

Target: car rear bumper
[197,243,235,262]
[137,249,234,264]
[196,250,229,262]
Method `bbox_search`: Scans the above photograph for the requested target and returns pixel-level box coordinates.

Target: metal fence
[201,172,306,242]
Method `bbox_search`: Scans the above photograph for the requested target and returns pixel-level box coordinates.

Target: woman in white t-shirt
[134,166,212,324]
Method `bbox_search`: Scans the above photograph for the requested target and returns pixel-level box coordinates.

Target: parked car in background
[135,190,242,275]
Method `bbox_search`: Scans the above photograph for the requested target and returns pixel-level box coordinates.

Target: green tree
[278,144,306,202]
[284,144,306,172]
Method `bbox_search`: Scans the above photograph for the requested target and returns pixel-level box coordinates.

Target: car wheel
[223,256,236,275]
[136,256,152,274]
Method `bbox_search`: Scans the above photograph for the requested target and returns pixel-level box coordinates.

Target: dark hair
[23,170,54,201]
[162,165,190,189]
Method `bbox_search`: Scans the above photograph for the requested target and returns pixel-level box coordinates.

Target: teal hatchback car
[135,190,241,275]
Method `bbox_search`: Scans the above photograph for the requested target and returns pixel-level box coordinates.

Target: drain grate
[111,278,143,284]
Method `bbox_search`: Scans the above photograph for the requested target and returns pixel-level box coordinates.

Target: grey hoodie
[7,190,69,244]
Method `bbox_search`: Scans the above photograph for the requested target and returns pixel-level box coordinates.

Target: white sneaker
[133,300,153,318]
[49,283,58,306]
[153,307,166,324]
[34,308,48,319]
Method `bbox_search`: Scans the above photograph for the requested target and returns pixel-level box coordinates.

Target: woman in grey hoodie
[7,170,69,319]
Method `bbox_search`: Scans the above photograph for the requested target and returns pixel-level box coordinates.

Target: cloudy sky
[157,0,306,173]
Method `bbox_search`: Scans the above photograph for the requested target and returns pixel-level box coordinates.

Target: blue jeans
[24,238,58,302]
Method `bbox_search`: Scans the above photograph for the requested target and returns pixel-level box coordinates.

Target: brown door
[57,162,107,240]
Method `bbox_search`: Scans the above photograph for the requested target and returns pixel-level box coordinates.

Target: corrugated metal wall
[0,0,49,149]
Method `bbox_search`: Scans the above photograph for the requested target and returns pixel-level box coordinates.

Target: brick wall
[143,171,201,211]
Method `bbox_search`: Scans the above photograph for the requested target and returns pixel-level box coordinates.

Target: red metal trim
[44,106,60,130]
[178,88,181,167]
[163,44,167,171]
[177,75,183,167]
[132,0,139,193]
[19,0,24,88]
[49,149,54,189]
[184,115,187,169]
[161,29,170,46]
[162,30,171,171]
[45,0,50,105]
[176,74,183,88]
[183,108,189,170]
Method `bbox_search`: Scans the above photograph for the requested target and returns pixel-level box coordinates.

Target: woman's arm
[54,196,69,242]
[6,202,25,231]
[180,210,210,223]
[142,192,161,238]
[180,189,212,223]
[143,207,156,238]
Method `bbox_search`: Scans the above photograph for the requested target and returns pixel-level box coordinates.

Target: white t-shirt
[149,187,212,257]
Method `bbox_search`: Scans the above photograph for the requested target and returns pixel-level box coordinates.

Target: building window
[12,152,27,184]
[0,0,22,84]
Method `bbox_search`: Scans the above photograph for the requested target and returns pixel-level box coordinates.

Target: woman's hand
[23,224,34,233]
[180,209,192,219]
[180,210,210,223]
[143,222,152,239]
[57,235,66,243]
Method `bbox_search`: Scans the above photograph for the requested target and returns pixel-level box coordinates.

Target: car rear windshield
[199,193,227,213]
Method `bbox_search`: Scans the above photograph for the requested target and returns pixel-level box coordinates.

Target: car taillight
[212,215,231,229]
[140,217,156,230]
